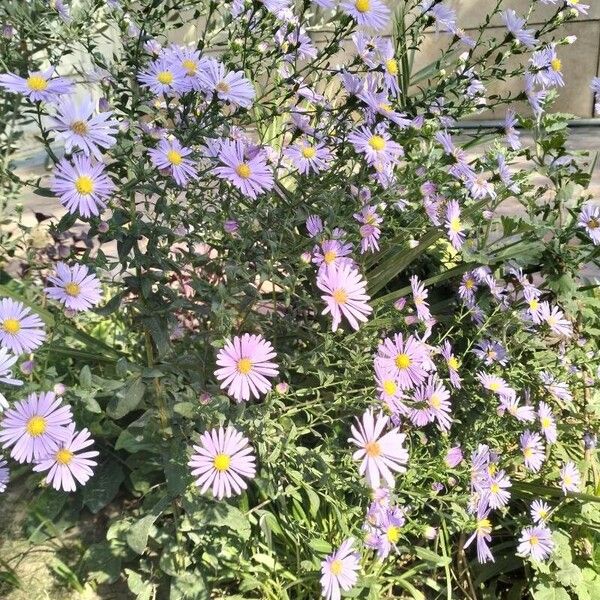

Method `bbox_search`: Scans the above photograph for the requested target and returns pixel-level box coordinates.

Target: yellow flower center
[382,379,397,396]
[216,81,231,93]
[301,146,316,159]
[26,75,48,91]
[323,250,337,264]
[395,353,411,369]
[488,382,500,392]
[379,103,393,113]
[563,474,572,485]
[539,509,548,519]
[70,120,88,135]
[541,416,551,428]
[464,278,475,289]
[523,447,533,458]
[332,289,348,305]
[429,394,442,409]
[75,175,94,195]
[213,453,231,471]
[477,518,491,532]
[529,298,539,311]
[157,71,174,85]
[551,58,562,72]
[355,0,370,12]
[365,441,381,457]
[182,59,196,75]
[488,464,497,476]
[2,318,21,334]
[588,218,599,229]
[237,357,253,375]
[386,525,401,543]
[236,163,252,179]
[450,217,462,233]
[56,448,74,465]
[386,59,398,75]
[368,135,386,151]
[447,356,460,370]
[530,535,539,546]
[167,149,183,165]
[26,415,47,437]
[490,483,500,494]
[330,559,343,576]
[64,282,81,297]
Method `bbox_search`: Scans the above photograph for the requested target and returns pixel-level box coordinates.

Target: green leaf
[80,542,121,584]
[126,569,154,600]
[170,570,209,600]
[533,583,571,600]
[83,460,125,514]
[126,495,170,554]
[107,377,145,419]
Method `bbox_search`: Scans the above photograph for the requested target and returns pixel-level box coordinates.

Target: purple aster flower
[0,456,8,492]
[464,508,494,564]
[501,10,537,50]
[565,0,589,15]
[214,334,279,402]
[497,155,520,193]
[410,275,431,321]
[347,126,403,166]
[50,155,114,218]
[520,430,545,472]
[358,89,412,128]
[0,67,72,102]
[539,302,572,337]
[341,0,390,31]
[306,215,324,237]
[214,140,274,199]
[539,371,572,403]
[445,200,465,250]
[528,44,564,89]
[499,396,535,422]
[578,203,600,245]
[349,409,409,489]
[198,58,255,108]
[466,172,496,200]
[504,108,521,150]
[0,392,72,463]
[0,298,45,355]
[531,499,551,523]
[458,272,478,306]
[320,538,360,600]
[0,347,23,410]
[188,425,256,499]
[354,206,382,254]
[148,138,198,187]
[481,469,511,509]
[473,340,508,366]
[477,372,515,399]
[32,423,98,492]
[375,333,432,390]
[317,264,372,332]
[445,445,463,468]
[285,140,332,175]
[374,362,404,414]
[44,262,102,312]
[440,340,462,389]
[410,376,452,431]
[366,506,405,559]
[137,57,188,96]
[161,45,206,92]
[537,401,557,443]
[312,239,355,271]
[48,96,118,159]
[517,525,554,561]
[377,39,400,96]
[559,461,581,494]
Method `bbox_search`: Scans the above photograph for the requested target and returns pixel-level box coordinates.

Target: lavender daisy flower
[0,347,23,410]
[499,396,535,422]
[531,499,551,523]
[578,203,600,245]
[0,298,45,355]
[198,58,255,108]
[517,525,554,561]
[313,239,355,271]
[51,155,114,218]
[458,272,478,306]
[214,334,279,402]
[520,430,545,472]
[162,45,206,92]
[528,45,564,89]
[477,372,515,398]
[464,508,494,564]
[540,371,573,403]
[341,0,390,31]
[565,0,589,15]
[445,445,463,468]
[214,140,274,199]
[537,401,557,443]
[410,276,431,322]
[539,302,572,337]
[0,392,72,463]
[559,461,581,494]
[347,126,403,166]
[48,97,118,159]
[349,409,408,489]
[354,205,382,254]
[188,425,256,499]
[376,333,431,390]
[306,215,324,237]
[32,423,99,492]
[482,469,511,509]
[0,68,72,102]
[441,340,462,388]
[501,10,537,50]
[445,200,465,250]
[504,108,521,150]
[148,138,198,187]
[367,506,405,559]
[473,340,508,366]
[412,376,452,431]
[0,456,8,492]
[358,90,412,128]
[320,539,360,600]
[137,57,188,96]
[44,262,102,312]
[374,362,404,414]
[285,140,332,175]
[317,264,372,332]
